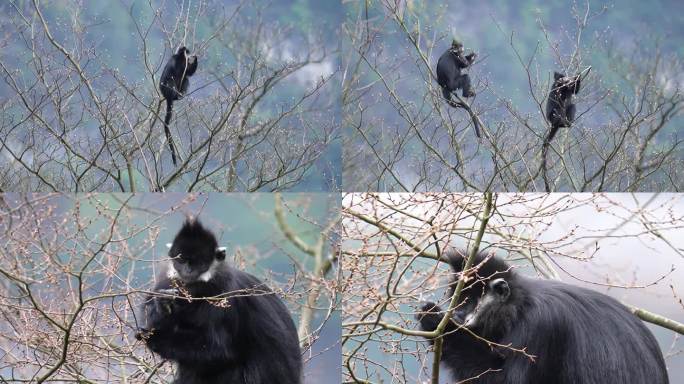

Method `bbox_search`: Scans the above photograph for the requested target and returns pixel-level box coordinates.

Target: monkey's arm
[416,302,459,335]
[186,56,198,77]
[455,52,477,68]
[454,57,469,68]
[145,319,235,364]
[573,75,581,94]
[417,302,501,370]
[465,52,477,65]
[135,288,187,338]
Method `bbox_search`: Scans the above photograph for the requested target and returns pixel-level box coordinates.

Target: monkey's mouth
[452,299,479,324]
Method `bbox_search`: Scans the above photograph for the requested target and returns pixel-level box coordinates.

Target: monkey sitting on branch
[541,66,591,192]
[436,39,481,138]
[159,46,198,166]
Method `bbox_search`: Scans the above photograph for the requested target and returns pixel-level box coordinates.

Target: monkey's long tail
[163,99,178,166]
[444,92,482,138]
[541,126,558,192]
[471,115,482,138]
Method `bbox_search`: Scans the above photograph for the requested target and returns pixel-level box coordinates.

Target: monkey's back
[503,278,668,384]
[436,51,461,91]
[228,269,303,383]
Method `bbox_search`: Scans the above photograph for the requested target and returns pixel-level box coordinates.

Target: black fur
[545,71,580,144]
[542,71,582,191]
[417,252,668,384]
[436,41,480,137]
[159,46,198,166]
[137,219,303,384]
[437,41,477,100]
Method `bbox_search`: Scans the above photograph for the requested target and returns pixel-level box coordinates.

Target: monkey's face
[451,274,511,330]
[460,278,510,328]
[169,243,226,283]
[177,46,190,57]
[166,220,226,283]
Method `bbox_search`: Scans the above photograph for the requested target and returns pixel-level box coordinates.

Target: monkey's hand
[135,327,154,341]
[153,288,183,315]
[416,302,444,333]
[157,288,181,297]
[466,52,477,63]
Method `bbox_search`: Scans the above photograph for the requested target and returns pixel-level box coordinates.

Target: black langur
[416,252,668,384]
[437,40,477,100]
[542,68,588,191]
[545,70,583,145]
[159,46,198,166]
[436,39,480,137]
[136,219,303,384]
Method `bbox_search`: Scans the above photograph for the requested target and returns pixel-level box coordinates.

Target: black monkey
[417,252,668,384]
[436,40,480,137]
[437,40,477,100]
[159,46,198,166]
[542,69,586,191]
[136,219,303,384]
[545,70,587,145]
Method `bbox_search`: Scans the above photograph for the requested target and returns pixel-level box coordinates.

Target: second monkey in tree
[159,46,198,166]
[541,70,585,191]
[545,71,583,145]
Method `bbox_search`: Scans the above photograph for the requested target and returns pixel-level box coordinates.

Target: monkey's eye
[173,253,186,264]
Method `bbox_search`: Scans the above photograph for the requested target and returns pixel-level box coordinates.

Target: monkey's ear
[445,250,468,273]
[554,72,564,80]
[490,278,510,301]
[216,246,227,260]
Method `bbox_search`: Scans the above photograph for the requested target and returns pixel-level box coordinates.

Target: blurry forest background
[343,0,683,192]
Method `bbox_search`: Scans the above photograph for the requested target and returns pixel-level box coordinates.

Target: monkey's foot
[462,90,476,98]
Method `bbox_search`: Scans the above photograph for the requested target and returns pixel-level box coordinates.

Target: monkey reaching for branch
[159,46,198,166]
[541,69,587,191]
[436,39,480,137]
[437,39,477,100]
[545,71,583,145]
